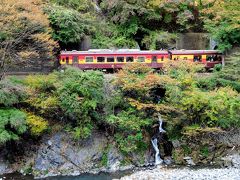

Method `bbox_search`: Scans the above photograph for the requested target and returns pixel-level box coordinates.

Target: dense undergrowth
[0,57,239,158]
[0,0,240,163]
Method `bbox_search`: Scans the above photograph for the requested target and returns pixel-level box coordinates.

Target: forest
[0,0,240,178]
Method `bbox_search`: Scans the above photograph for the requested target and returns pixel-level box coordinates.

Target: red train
[59,49,223,70]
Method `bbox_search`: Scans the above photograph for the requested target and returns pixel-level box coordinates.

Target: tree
[201,0,240,51]
[46,4,96,48]
[57,67,104,139]
[0,0,58,79]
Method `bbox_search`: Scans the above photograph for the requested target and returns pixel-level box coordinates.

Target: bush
[57,67,104,138]
[0,109,27,144]
[26,113,49,136]
[0,80,27,107]
[115,132,148,154]
[24,74,57,92]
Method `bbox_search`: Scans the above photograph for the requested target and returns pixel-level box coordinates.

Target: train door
[73,55,78,65]
[152,56,157,63]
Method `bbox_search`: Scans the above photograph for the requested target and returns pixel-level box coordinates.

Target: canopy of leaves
[46,5,96,46]
[24,67,104,139]
[0,0,58,78]
[202,0,240,51]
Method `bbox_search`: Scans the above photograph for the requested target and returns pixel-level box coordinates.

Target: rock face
[0,151,11,175]
[32,131,112,177]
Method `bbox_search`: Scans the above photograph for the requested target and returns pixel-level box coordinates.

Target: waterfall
[151,114,166,165]
[151,137,163,165]
[158,114,166,133]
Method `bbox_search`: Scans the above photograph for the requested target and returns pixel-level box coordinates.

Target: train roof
[169,50,222,55]
[61,49,168,55]
[60,49,222,56]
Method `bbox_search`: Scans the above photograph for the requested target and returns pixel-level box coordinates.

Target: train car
[60,49,169,70]
[169,50,223,69]
[59,49,223,70]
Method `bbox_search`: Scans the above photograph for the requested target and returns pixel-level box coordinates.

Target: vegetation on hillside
[1,0,240,75]
[0,57,239,161]
[0,0,58,79]
[0,0,240,165]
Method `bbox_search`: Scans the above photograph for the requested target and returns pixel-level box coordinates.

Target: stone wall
[176,33,210,50]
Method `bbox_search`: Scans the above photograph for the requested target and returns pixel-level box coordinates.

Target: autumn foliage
[0,0,58,78]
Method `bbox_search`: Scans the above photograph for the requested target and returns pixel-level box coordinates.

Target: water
[151,138,163,165]
[44,172,131,180]
[151,114,166,165]
[0,171,132,180]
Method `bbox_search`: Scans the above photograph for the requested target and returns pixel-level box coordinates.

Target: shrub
[0,109,27,144]
[57,67,104,138]
[0,80,27,107]
[26,113,49,136]
[115,132,147,154]
[24,74,57,92]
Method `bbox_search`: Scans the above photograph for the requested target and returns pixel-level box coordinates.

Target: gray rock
[33,130,109,177]
[172,140,181,148]
[120,167,240,180]
[0,161,7,175]
[107,146,123,172]
[221,154,240,168]
[164,156,174,165]
[183,156,196,166]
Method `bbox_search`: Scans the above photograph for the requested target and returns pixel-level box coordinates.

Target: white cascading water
[151,114,165,165]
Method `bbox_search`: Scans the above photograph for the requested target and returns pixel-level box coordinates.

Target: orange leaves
[128,98,176,113]
[115,64,161,93]
[18,50,39,59]
[0,0,59,68]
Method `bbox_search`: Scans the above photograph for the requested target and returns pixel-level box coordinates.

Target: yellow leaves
[25,74,58,90]
[128,98,176,113]
[183,125,223,137]
[32,33,59,55]
[0,0,58,62]
[26,112,49,136]
[18,50,39,59]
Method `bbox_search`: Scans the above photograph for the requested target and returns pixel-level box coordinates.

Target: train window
[97,57,105,62]
[107,57,114,62]
[85,57,93,63]
[60,58,66,64]
[183,57,188,60]
[73,56,78,63]
[117,57,124,62]
[152,56,157,63]
[194,55,202,62]
[66,57,69,63]
[137,57,145,63]
[207,55,213,62]
[126,57,134,62]
[161,56,164,61]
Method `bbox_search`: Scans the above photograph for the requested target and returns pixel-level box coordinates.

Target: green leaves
[46,5,96,45]
[0,109,27,144]
[56,67,104,138]
[202,0,240,51]
[0,80,27,107]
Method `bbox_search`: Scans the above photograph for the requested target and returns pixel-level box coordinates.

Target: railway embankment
[0,58,239,178]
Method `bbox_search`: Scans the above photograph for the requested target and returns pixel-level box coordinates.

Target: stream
[0,170,133,180]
